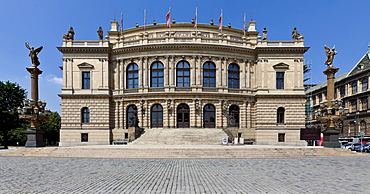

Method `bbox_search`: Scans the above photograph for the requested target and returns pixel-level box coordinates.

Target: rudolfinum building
[58,19,309,146]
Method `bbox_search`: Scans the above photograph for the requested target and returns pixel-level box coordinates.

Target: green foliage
[7,123,29,145]
[0,81,27,148]
[40,112,61,145]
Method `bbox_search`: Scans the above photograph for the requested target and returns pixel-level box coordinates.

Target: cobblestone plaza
[1,156,369,193]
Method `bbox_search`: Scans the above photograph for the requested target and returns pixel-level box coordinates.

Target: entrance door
[126,105,138,128]
[228,105,239,127]
[151,104,163,128]
[203,104,216,128]
[177,104,190,128]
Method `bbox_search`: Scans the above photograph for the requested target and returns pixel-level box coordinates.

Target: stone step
[132,128,228,145]
[2,146,366,159]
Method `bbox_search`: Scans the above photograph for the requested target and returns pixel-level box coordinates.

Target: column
[138,57,143,88]
[246,60,250,89]
[223,58,228,88]
[164,56,169,87]
[62,58,67,89]
[241,59,246,89]
[191,56,196,87]
[215,57,222,87]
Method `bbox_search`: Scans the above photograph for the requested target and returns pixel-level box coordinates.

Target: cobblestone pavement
[0,156,369,193]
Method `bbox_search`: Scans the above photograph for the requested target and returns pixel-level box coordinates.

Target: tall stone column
[322,66,341,148]
[25,66,45,147]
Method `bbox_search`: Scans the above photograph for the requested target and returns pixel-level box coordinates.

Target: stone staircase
[131,128,228,145]
[1,146,366,159]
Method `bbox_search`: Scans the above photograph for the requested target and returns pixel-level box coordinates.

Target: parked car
[364,144,370,153]
[341,143,353,149]
[349,143,369,152]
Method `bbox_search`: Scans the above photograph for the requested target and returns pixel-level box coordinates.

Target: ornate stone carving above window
[273,63,289,71]
[77,62,94,69]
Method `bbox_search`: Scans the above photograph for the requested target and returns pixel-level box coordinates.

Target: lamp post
[18,42,51,147]
[315,45,348,148]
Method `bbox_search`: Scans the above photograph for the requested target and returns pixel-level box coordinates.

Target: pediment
[77,62,94,69]
[273,63,289,69]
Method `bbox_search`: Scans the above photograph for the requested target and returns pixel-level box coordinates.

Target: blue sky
[1,0,370,113]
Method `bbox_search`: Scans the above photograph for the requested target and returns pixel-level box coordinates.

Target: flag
[242,13,246,35]
[194,7,198,28]
[218,12,223,31]
[120,13,124,31]
[166,10,171,28]
[144,9,147,31]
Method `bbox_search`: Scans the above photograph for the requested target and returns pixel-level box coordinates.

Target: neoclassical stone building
[58,20,309,146]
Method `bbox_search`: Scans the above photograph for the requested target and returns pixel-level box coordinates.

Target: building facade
[306,46,370,142]
[58,20,309,146]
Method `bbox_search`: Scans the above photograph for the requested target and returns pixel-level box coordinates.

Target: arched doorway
[126,105,138,128]
[177,104,190,128]
[228,105,239,127]
[151,104,163,128]
[203,104,216,128]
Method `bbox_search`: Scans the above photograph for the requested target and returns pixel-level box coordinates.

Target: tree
[0,81,27,149]
[40,112,61,145]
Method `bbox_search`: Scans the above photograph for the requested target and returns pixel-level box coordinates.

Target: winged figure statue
[324,45,338,67]
[25,42,43,67]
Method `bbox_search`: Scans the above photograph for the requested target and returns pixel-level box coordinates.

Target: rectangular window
[352,82,358,94]
[278,133,285,142]
[351,100,357,112]
[361,97,368,111]
[276,72,284,89]
[362,78,368,92]
[340,86,345,98]
[82,72,90,89]
[81,133,88,142]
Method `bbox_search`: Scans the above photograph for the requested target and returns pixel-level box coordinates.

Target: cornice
[57,47,112,53]
[255,47,310,54]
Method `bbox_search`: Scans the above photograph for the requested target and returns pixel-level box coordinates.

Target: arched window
[127,63,139,89]
[81,107,90,123]
[228,63,239,89]
[151,104,163,128]
[203,62,216,87]
[203,104,216,128]
[176,61,190,87]
[277,107,285,123]
[151,62,164,87]
[126,105,138,128]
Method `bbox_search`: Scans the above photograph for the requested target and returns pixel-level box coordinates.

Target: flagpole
[243,13,246,36]
[195,7,198,33]
[169,7,171,31]
[144,9,147,31]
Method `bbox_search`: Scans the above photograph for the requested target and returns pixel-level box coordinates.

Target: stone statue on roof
[262,28,267,40]
[97,26,103,40]
[292,27,304,40]
[63,27,75,40]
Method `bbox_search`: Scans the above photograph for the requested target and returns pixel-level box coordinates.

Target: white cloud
[46,75,63,85]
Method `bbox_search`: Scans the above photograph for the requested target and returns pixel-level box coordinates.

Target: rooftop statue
[63,27,75,40]
[324,45,338,67]
[25,42,43,67]
[292,27,304,40]
[262,28,267,40]
[97,26,103,40]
